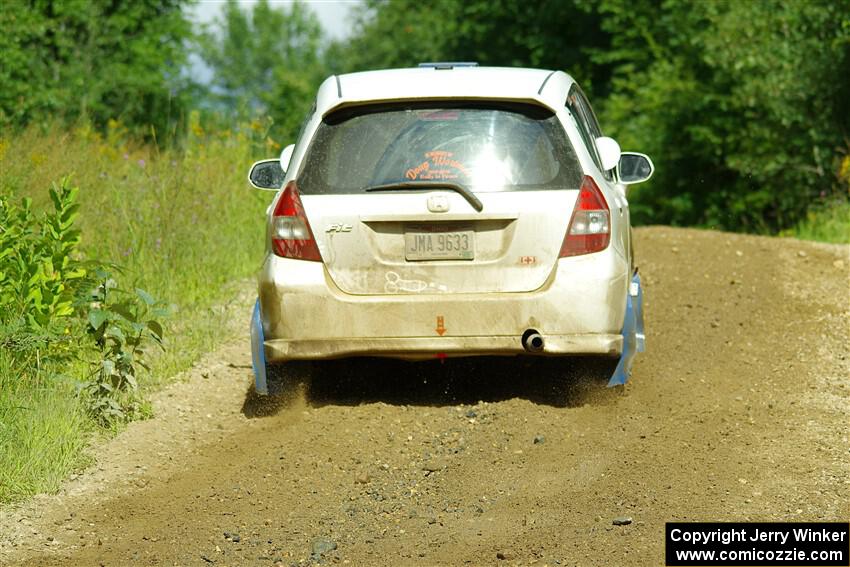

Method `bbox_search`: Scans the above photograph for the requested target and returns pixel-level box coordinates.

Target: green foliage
[0,182,112,501]
[338,0,611,95]
[784,198,850,244]
[81,270,166,426]
[0,178,168,428]
[0,181,82,411]
[0,0,194,135]
[0,178,86,329]
[196,0,326,143]
[0,348,88,503]
[0,121,264,502]
[595,0,850,232]
[1,119,270,318]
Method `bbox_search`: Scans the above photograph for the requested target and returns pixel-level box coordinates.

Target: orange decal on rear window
[405,160,430,180]
[419,110,459,121]
[406,151,469,181]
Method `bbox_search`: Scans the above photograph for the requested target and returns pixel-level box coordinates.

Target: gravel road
[1,227,848,566]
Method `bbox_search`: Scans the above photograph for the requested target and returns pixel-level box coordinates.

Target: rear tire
[266,361,314,397]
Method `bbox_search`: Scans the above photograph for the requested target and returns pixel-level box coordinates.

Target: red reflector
[271,181,321,262]
[576,177,608,211]
[559,176,611,257]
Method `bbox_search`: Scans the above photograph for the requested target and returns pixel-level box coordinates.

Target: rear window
[297,102,583,194]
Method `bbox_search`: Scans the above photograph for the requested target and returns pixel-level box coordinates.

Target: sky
[186,0,361,82]
[188,0,360,39]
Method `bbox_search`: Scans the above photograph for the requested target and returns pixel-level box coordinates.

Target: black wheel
[266,361,314,397]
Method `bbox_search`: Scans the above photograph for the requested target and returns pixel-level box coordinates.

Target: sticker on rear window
[417,110,460,121]
[405,151,469,181]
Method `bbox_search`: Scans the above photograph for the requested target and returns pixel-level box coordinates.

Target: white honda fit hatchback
[249,63,653,394]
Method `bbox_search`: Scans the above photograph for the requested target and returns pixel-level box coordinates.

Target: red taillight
[559,175,611,257]
[271,181,321,261]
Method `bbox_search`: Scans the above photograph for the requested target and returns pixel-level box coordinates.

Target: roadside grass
[784,199,850,244]
[0,351,89,502]
[1,117,275,376]
[0,117,275,503]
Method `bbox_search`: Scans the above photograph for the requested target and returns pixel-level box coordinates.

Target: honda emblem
[427,195,450,213]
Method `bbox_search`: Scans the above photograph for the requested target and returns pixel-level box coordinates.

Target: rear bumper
[258,249,629,362]
[265,334,623,361]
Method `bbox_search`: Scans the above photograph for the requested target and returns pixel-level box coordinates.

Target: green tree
[196,0,325,143]
[597,0,850,231]
[0,0,193,135]
[337,0,612,96]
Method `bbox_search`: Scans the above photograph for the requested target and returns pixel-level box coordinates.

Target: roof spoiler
[417,62,479,70]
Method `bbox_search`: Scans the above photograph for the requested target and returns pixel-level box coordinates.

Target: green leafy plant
[1,175,176,501]
[0,178,86,329]
[81,268,168,426]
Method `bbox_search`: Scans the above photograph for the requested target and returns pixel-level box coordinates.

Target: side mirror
[618,152,655,185]
[248,159,284,190]
[595,136,621,171]
[280,143,295,173]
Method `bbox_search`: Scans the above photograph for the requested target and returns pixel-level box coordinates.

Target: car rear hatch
[294,101,584,295]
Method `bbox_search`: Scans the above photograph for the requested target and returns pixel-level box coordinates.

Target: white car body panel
[259,250,627,360]
[302,190,579,295]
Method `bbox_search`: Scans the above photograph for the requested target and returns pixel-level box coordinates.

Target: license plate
[404,228,474,261]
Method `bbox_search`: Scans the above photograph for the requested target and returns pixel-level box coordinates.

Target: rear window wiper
[364,181,484,212]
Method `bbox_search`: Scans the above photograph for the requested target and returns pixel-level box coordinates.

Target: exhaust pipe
[522,329,544,353]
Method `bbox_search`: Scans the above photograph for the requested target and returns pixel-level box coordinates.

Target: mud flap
[250,299,269,395]
[608,272,644,387]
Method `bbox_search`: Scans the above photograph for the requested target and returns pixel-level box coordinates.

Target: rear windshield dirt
[296,102,583,194]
